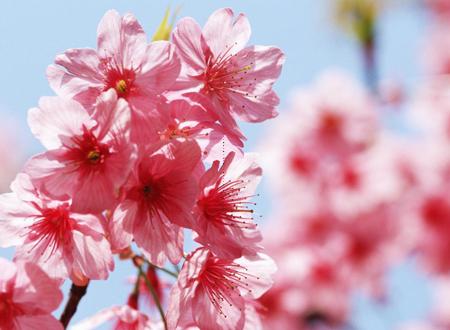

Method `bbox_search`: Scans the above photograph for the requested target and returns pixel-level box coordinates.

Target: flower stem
[147,261,178,278]
[362,38,378,95]
[59,282,89,329]
[137,264,168,330]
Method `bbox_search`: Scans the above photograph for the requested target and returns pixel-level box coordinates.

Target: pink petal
[71,230,114,280]
[132,208,184,267]
[108,202,135,252]
[228,88,279,123]
[97,10,147,68]
[24,151,79,201]
[71,306,119,330]
[15,241,69,279]
[133,41,181,98]
[172,17,207,74]
[0,193,35,248]
[28,96,94,150]
[14,262,63,313]
[236,253,277,299]
[15,315,63,330]
[193,284,245,330]
[203,8,251,56]
[53,48,102,81]
[47,49,104,109]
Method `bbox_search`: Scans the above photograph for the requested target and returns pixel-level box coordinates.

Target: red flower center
[104,66,136,98]
[319,111,343,137]
[422,196,450,228]
[159,124,192,141]
[27,204,74,256]
[201,46,254,103]
[198,179,256,229]
[67,126,110,169]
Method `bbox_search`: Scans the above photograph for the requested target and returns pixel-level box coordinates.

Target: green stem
[146,261,178,279]
[138,265,168,330]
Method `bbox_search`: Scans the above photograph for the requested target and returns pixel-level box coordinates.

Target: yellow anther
[238,65,252,73]
[115,80,127,94]
[87,150,101,164]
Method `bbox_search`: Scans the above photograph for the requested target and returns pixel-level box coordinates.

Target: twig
[137,264,168,330]
[147,261,178,278]
[59,282,89,329]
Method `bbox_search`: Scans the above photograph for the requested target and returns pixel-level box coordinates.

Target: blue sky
[0,1,433,329]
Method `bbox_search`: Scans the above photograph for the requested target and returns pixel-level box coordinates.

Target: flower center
[87,150,101,164]
[103,65,136,98]
[115,79,128,94]
[27,205,74,256]
[201,46,254,103]
[142,185,153,197]
[319,111,343,137]
[198,179,256,229]
[159,124,191,141]
[68,126,110,168]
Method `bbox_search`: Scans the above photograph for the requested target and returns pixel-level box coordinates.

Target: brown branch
[59,282,89,329]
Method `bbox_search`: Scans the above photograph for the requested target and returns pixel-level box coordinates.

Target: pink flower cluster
[258,71,415,329]
[256,3,450,327]
[0,7,284,330]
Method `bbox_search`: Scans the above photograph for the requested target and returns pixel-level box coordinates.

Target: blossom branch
[362,35,378,94]
[59,282,89,329]
[137,264,168,330]
[146,261,179,279]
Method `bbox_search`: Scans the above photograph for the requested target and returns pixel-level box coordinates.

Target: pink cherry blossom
[426,0,450,17]
[172,7,285,129]
[109,140,201,267]
[258,248,351,330]
[0,173,114,280]
[131,95,245,161]
[192,151,263,259]
[71,304,160,330]
[167,247,276,330]
[24,89,136,214]
[47,10,180,113]
[259,71,377,205]
[0,257,63,330]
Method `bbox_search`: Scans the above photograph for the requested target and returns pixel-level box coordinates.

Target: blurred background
[0,1,444,329]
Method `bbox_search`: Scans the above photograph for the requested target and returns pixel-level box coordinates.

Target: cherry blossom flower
[47,9,180,113]
[0,173,113,280]
[259,71,377,205]
[172,7,285,129]
[24,90,135,214]
[131,95,245,161]
[71,304,160,330]
[109,140,201,267]
[426,0,450,18]
[193,152,263,259]
[167,248,276,330]
[0,257,63,330]
[257,248,351,330]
